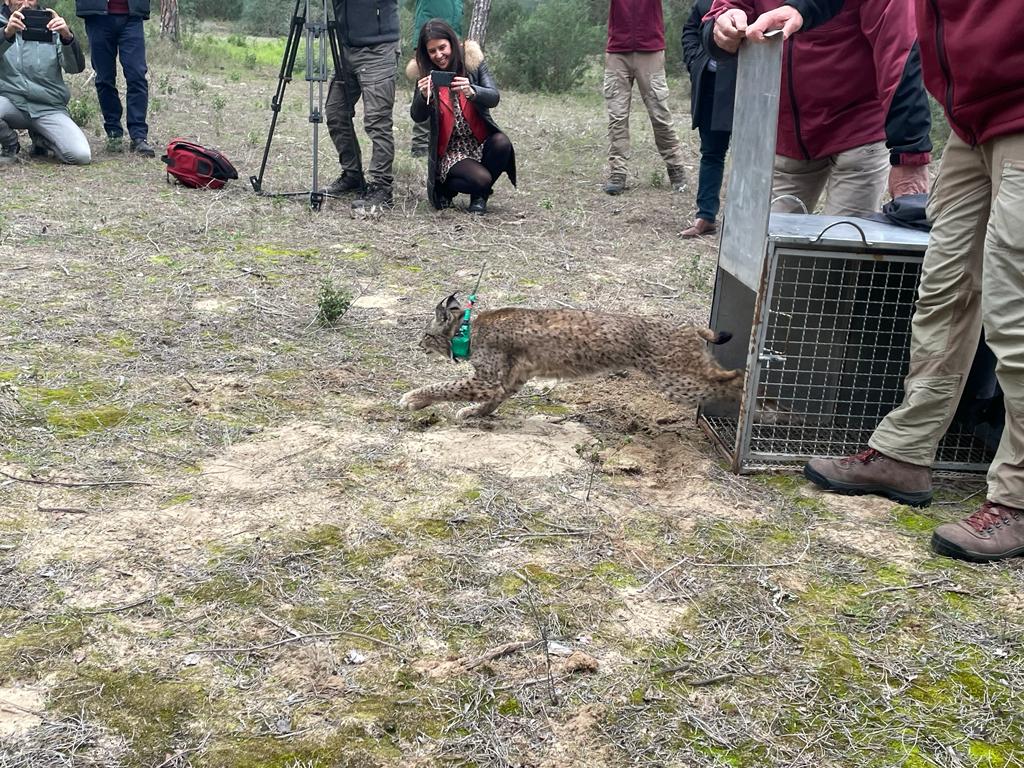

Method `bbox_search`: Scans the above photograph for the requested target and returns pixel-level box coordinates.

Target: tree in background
[467,0,490,45]
[161,0,180,42]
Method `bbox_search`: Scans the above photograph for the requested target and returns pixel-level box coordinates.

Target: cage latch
[759,352,787,368]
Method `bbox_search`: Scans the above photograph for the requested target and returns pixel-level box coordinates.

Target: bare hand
[47,9,73,43]
[713,8,747,53]
[451,75,475,100]
[417,74,433,104]
[4,9,25,40]
[888,164,930,198]
[746,5,805,40]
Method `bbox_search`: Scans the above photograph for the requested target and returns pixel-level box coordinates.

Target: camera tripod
[249,0,342,211]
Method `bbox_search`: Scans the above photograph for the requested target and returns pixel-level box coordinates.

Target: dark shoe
[803,447,933,507]
[130,138,156,157]
[931,501,1024,562]
[352,182,393,211]
[679,218,718,238]
[0,141,21,167]
[106,134,125,153]
[603,174,626,195]
[667,166,688,193]
[467,195,487,215]
[325,171,365,197]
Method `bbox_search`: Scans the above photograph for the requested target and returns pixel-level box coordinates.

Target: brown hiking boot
[803,448,932,507]
[931,501,1024,563]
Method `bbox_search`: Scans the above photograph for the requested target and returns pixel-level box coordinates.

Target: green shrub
[316,279,352,326]
[194,0,244,20]
[492,0,602,92]
[67,97,96,128]
[241,0,291,36]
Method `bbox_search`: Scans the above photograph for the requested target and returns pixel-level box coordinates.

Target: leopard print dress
[439,93,484,183]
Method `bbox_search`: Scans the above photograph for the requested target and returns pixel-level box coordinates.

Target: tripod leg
[250,0,305,193]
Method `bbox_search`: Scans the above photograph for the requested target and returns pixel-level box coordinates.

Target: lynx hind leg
[648,368,744,408]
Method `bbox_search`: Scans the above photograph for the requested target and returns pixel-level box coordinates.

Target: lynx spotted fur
[399,295,744,420]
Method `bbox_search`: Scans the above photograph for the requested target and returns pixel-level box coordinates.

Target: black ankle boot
[467,195,487,215]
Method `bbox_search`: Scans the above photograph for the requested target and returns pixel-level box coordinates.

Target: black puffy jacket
[333,0,399,47]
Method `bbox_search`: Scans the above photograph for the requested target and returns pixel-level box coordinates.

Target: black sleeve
[884,42,933,161]
[784,0,845,31]
[410,88,431,123]
[471,61,500,109]
[681,2,706,72]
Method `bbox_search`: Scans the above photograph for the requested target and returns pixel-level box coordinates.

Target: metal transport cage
[695,39,998,473]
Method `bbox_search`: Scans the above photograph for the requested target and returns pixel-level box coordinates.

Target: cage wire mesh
[706,248,995,471]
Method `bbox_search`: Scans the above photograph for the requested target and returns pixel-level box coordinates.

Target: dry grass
[1,34,1023,768]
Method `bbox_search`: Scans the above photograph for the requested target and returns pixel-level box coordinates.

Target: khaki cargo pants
[870,131,1024,507]
[604,50,686,178]
[326,42,399,188]
[771,141,890,216]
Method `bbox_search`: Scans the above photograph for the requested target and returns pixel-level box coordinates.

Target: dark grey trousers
[325,42,399,188]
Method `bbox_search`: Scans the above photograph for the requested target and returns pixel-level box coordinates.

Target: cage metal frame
[698,232,995,474]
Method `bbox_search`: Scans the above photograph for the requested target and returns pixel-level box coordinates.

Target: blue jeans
[84,14,149,141]
[696,125,731,221]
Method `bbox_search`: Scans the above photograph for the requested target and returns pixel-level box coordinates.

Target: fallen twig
[78,594,159,616]
[190,628,403,656]
[861,579,971,597]
[0,468,152,489]
[463,640,538,670]
[641,534,811,591]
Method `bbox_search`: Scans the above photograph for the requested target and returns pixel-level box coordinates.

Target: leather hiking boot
[325,171,365,197]
[803,448,933,507]
[467,195,487,215]
[603,174,626,195]
[679,218,718,238]
[931,501,1024,563]
[130,138,156,158]
[351,182,393,211]
[0,141,20,167]
[667,166,688,193]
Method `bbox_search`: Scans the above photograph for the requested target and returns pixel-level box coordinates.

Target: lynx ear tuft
[435,293,461,322]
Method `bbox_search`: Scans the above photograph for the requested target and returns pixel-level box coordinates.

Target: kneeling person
[1,0,91,165]
[410,20,517,215]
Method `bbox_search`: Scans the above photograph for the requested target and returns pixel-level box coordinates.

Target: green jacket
[412,0,462,48]
[0,6,85,118]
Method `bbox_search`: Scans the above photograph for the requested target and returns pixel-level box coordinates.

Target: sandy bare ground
[1,36,1022,768]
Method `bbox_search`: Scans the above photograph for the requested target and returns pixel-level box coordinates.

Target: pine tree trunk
[160,0,179,43]
[467,0,491,47]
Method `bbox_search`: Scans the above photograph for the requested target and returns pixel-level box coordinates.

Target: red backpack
[161,138,239,190]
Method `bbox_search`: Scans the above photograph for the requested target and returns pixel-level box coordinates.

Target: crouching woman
[409,20,516,214]
[0,0,91,165]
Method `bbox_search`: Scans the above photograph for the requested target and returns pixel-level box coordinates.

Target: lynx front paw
[399,390,430,411]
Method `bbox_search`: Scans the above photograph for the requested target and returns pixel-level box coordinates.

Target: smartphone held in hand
[430,70,455,88]
[20,9,53,43]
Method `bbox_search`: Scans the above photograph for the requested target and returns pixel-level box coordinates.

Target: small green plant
[316,279,352,325]
[650,170,664,189]
[157,72,174,95]
[540,197,553,210]
[244,51,258,70]
[187,76,207,98]
[211,94,228,134]
[68,97,96,128]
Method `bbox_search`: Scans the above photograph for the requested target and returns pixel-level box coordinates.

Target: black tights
[441,132,513,199]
